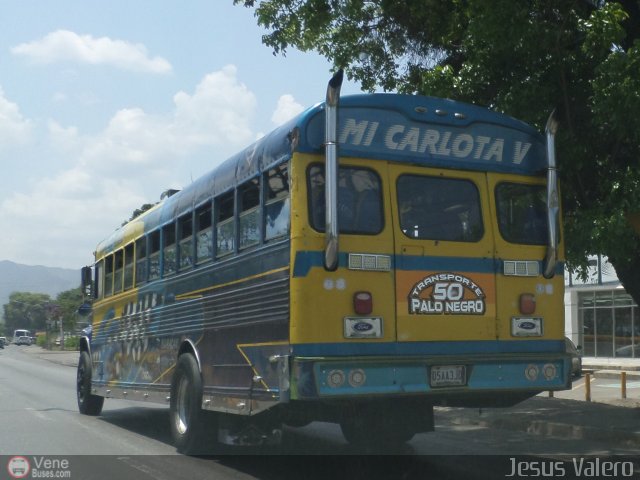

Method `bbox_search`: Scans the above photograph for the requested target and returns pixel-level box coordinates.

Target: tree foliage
[2,288,84,337]
[236,0,640,302]
[3,292,51,334]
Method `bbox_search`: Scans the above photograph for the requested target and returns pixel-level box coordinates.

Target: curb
[592,369,640,380]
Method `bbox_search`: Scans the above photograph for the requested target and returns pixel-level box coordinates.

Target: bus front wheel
[170,353,214,455]
[77,351,104,416]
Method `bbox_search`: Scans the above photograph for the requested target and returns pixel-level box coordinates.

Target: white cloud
[0,66,257,268]
[11,30,172,74]
[0,87,32,150]
[271,94,304,126]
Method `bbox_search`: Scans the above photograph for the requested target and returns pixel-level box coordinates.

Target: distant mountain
[0,260,79,309]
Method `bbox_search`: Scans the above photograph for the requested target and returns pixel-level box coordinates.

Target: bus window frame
[264,163,290,242]
[178,212,194,271]
[148,230,161,281]
[215,190,236,258]
[195,201,214,265]
[396,173,485,243]
[95,259,104,299]
[104,254,114,297]
[306,163,385,236]
[124,242,134,290]
[135,236,147,285]
[238,177,261,251]
[495,181,549,246]
[162,222,177,277]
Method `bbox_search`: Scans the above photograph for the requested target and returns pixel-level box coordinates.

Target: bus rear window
[496,183,548,245]
[397,175,483,242]
[308,165,383,235]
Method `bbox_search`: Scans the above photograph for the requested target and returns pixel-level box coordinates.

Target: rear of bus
[286,93,570,444]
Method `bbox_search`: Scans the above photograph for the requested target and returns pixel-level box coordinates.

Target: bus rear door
[390,165,498,350]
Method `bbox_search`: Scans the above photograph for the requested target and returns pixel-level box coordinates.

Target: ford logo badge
[520,321,536,330]
[353,322,373,332]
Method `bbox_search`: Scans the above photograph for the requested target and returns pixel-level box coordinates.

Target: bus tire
[77,351,104,416]
[170,353,212,455]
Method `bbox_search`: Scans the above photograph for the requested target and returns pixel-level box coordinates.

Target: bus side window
[95,259,104,299]
[114,250,124,293]
[179,213,193,270]
[135,237,147,285]
[124,243,134,290]
[195,203,213,264]
[239,178,260,250]
[163,223,177,276]
[149,231,161,281]
[104,255,114,297]
[308,164,383,235]
[216,192,235,258]
[265,163,289,241]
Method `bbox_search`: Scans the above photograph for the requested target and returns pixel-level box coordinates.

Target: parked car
[565,337,582,377]
[615,343,639,357]
[0,337,5,348]
[15,336,32,346]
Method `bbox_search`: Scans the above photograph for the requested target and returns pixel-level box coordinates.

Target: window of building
[397,175,483,242]
[578,290,638,358]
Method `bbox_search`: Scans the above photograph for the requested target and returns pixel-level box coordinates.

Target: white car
[15,336,32,346]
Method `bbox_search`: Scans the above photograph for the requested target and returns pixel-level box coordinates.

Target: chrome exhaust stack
[543,111,559,278]
[324,69,344,271]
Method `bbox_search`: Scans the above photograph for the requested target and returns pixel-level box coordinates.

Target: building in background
[565,255,639,358]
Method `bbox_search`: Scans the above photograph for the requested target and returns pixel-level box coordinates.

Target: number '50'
[433,283,464,301]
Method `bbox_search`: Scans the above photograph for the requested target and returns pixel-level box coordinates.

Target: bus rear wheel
[170,353,215,455]
[77,351,104,416]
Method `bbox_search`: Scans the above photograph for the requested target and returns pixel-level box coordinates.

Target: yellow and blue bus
[77,71,570,453]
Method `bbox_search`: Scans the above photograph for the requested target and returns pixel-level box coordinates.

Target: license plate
[430,365,467,387]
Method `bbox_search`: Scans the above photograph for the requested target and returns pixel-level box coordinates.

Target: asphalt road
[1,345,638,480]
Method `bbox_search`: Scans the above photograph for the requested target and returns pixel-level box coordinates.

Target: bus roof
[95,94,546,257]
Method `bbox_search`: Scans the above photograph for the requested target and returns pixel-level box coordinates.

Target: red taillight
[354,291,373,315]
[519,293,536,314]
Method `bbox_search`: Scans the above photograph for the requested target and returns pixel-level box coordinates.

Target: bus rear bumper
[291,354,571,402]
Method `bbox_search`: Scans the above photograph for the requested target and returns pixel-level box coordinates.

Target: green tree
[3,292,51,334]
[55,287,85,333]
[236,0,640,301]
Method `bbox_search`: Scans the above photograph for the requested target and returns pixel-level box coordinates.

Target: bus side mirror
[81,266,93,297]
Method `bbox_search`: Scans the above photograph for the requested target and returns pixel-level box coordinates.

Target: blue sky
[0,1,362,269]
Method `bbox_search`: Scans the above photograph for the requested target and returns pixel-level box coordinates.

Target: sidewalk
[442,395,640,449]
[443,357,640,449]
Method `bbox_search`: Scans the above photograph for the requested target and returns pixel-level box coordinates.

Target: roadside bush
[65,336,80,350]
